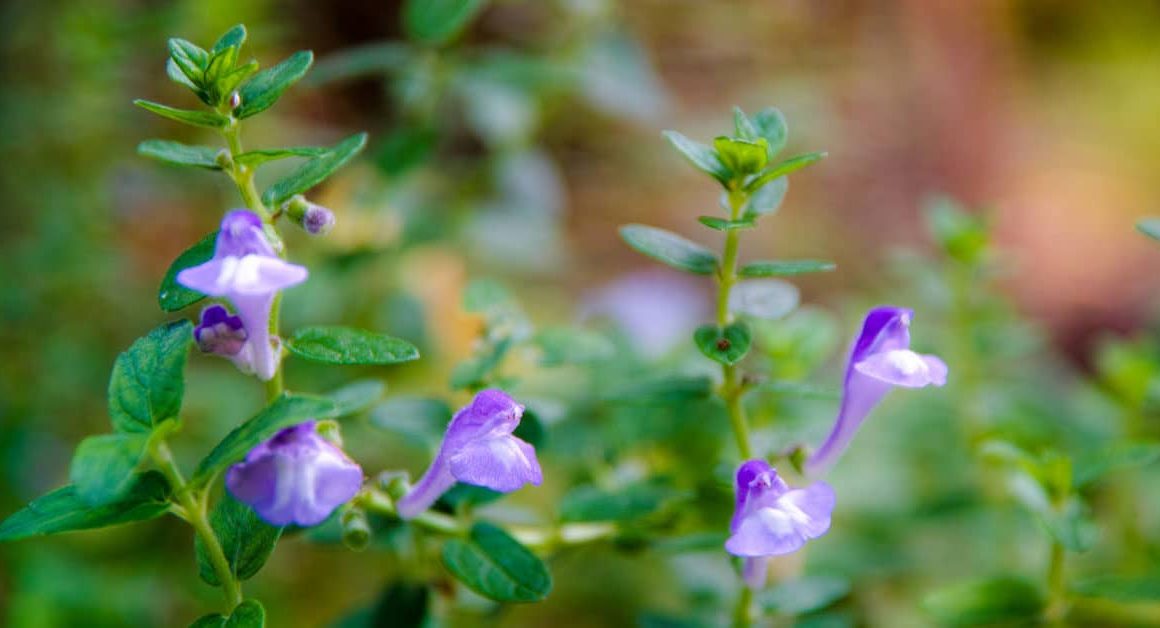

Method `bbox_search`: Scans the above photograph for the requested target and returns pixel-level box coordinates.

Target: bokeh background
[3,1,1160,626]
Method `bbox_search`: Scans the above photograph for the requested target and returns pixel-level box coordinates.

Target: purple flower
[177,210,307,381]
[806,306,948,475]
[194,304,256,374]
[226,421,364,527]
[301,204,335,236]
[396,389,542,519]
[726,460,835,589]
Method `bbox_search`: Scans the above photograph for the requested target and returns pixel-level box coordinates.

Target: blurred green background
[3,1,1160,626]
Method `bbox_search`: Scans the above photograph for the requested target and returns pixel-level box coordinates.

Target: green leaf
[533,327,615,367]
[1074,441,1160,487]
[196,493,282,586]
[758,380,841,401]
[133,100,229,128]
[168,38,209,81]
[559,482,685,523]
[192,394,339,486]
[307,42,412,85]
[760,576,850,615]
[449,337,513,391]
[1138,217,1160,241]
[158,231,217,312]
[261,133,368,207]
[190,613,226,628]
[733,106,760,141]
[376,125,438,177]
[328,380,386,418]
[713,136,768,175]
[464,278,516,314]
[213,25,247,54]
[602,376,715,403]
[1039,499,1097,552]
[365,582,429,628]
[233,147,327,168]
[167,58,201,91]
[751,107,788,156]
[742,175,788,218]
[286,326,420,366]
[729,279,800,320]
[225,600,265,628]
[1072,575,1160,603]
[926,197,989,264]
[235,50,313,119]
[369,397,450,449]
[69,433,150,505]
[618,224,718,275]
[0,471,170,541]
[739,260,836,277]
[694,323,752,365]
[138,140,221,170]
[108,320,193,433]
[744,152,826,193]
[442,522,552,603]
[217,61,260,99]
[922,576,1045,627]
[403,0,487,46]
[662,130,731,184]
[698,216,756,231]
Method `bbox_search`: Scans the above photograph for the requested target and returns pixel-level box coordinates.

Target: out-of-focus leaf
[108,321,192,433]
[262,133,367,207]
[286,326,420,366]
[619,224,718,275]
[375,126,438,176]
[308,43,412,85]
[442,522,551,602]
[662,131,731,184]
[403,0,487,46]
[69,433,150,505]
[328,380,386,418]
[159,231,216,312]
[760,576,850,615]
[744,152,825,194]
[1072,575,1160,602]
[534,327,615,367]
[559,482,686,523]
[742,175,788,217]
[1136,217,1160,242]
[602,376,715,403]
[133,100,229,128]
[739,260,836,277]
[0,472,170,541]
[698,216,756,231]
[235,51,313,119]
[138,140,221,169]
[733,106,760,141]
[922,576,1045,627]
[1039,499,1097,553]
[729,280,800,320]
[369,397,450,450]
[1073,441,1160,487]
[196,493,282,586]
[751,107,788,156]
[694,323,752,365]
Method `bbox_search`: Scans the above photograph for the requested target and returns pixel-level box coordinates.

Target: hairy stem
[151,440,243,612]
[718,187,753,459]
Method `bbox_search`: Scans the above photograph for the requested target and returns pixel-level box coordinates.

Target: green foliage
[533,327,615,366]
[662,130,731,185]
[559,482,686,523]
[158,231,217,312]
[1072,575,1160,602]
[191,599,266,628]
[196,493,282,586]
[69,432,150,505]
[698,216,756,231]
[192,394,339,486]
[233,147,327,167]
[713,136,768,175]
[922,576,1045,627]
[693,323,752,365]
[926,197,989,264]
[1073,441,1160,487]
[138,140,222,169]
[743,152,826,194]
[370,396,450,449]
[327,380,387,418]
[441,522,552,602]
[739,260,836,277]
[741,176,788,217]
[759,576,850,615]
[107,321,192,433]
[286,326,420,366]
[134,100,230,128]
[261,133,368,207]
[403,0,487,46]
[0,472,171,541]
[729,279,800,320]
[234,51,313,119]
[618,224,718,275]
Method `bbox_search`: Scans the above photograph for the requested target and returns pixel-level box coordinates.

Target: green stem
[151,440,243,612]
[1045,539,1067,623]
[718,187,753,459]
[732,586,754,628]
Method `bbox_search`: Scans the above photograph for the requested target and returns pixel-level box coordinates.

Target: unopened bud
[214,149,234,170]
[229,91,241,110]
[340,506,371,551]
[284,194,336,236]
[376,470,411,501]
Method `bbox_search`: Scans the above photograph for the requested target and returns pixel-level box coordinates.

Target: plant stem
[1045,539,1067,623]
[150,440,243,612]
[718,187,753,459]
[732,585,754,628]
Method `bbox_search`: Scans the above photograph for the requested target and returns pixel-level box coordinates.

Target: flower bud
[284,195,336,236]
[340,506,371,551]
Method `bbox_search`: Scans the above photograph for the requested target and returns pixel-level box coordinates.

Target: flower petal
[448,435,542,492]
[853,349,947,388]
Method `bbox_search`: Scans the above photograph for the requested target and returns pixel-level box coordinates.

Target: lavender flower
[726,460,835,589]
[301,204,335,236]
[176,210,307,381]
[226,421,364,527]
[806,306,948,475]
[194,304,255,374]
[396,389,542,519]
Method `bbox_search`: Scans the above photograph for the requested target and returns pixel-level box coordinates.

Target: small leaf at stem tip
[698,216,756,231]
[618,224,718,275]
[158,231,217,312]
[286,326,420,366]
[1137,217,1160,241]
[133,100,229,128]
[138,140,221,170]
[751,107,788,157]
[713,136,768,176]
[744,152,826,193]
[732,106,760,141]
[234,50,313,119]
[661,130,732,185]
[738,259,836,277]
[441,522,552,602]
[0,471,171,541]
[212,24,247,54]
[693,323,752,365]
